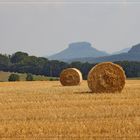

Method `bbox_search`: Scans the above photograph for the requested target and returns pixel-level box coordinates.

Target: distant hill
[68,43,140,63]
[113,47,131,54]
[128,43,140,53]
[48,42,109,61]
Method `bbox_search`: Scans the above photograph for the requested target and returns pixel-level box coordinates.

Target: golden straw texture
[87,62,126,93]
[60,68,83,86]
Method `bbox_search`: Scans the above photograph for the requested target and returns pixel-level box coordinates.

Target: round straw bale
[60,68,83,86]
[87,62,126,93]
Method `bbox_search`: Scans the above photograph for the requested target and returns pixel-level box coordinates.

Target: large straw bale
[60,68,83,86]
[87,62,126,93]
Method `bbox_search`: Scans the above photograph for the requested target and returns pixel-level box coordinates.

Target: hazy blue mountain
[48,42,109,61]
[113,47,131,54]
[68,43,140,63]
[128,43,140,53]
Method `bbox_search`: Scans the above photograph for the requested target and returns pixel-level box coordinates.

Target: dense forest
[0,52,140,79]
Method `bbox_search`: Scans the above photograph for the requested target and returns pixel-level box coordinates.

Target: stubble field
[0,80,140,139]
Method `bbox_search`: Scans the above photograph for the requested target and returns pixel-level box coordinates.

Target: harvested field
[0,80,139,139]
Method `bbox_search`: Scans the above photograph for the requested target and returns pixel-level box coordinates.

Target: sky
[0,0,140,56]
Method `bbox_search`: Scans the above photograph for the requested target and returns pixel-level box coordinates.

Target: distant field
[128,77,140,80]
[0,80,139,139]
[0,71,58,82]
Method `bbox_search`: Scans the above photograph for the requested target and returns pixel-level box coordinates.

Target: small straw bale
[60,68,83,86]
[87,62,126,93]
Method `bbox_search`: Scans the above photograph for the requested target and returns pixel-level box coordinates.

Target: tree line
[0,51,140,79]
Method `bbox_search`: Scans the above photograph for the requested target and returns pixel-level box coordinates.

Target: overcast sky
[0,0,140,56]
